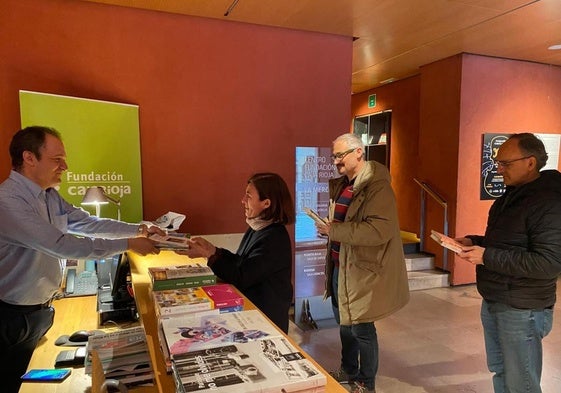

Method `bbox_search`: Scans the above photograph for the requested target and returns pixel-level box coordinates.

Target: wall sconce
[81,186,121,221]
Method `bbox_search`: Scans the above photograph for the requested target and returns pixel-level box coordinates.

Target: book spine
[151,276,217,291]
[211,297,244,308]
[156,301,213,317]
[218,305,244,313]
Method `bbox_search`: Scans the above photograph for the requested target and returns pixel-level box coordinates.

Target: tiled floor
[288,283,561,393]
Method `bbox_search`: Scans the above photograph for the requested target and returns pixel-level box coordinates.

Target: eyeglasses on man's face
[331,148,356,161]
[493,156,532,168]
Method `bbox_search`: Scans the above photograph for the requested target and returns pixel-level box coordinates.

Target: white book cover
[172,336,327,392]
[85,326,153,379]
[161,309,281,357]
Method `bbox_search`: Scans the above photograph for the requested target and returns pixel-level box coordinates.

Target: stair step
[405,252,434,271]
[407,269,449,291]
[401,230,420,254]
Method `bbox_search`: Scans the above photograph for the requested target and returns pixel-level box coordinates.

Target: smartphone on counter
[21,368,71,382]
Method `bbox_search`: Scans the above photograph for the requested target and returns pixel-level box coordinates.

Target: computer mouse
[68,330,93,343]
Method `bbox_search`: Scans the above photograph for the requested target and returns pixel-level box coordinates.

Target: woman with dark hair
[178,173,295,333]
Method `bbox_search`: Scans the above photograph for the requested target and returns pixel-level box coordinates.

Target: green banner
[19,90,143,222]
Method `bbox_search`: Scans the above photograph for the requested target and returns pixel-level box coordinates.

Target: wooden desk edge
[21,251,345,393]
[128,251,346,393]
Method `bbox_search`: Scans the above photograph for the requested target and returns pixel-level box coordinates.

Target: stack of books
[148,263,217,290]
[153,283,244,318]
[147,262,327,392]
[85,326,154,388]
[161,310,327,392]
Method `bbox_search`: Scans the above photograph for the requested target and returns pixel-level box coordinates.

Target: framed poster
[480,133,561,200]
[480,133,510,200]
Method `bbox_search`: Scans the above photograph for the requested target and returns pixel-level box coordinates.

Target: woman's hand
[174,236,216,259]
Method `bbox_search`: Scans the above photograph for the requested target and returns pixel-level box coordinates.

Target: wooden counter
[21,250,345,393]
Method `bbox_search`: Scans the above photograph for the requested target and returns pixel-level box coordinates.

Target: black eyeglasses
[494,156,532,168]
[331,148,356,161]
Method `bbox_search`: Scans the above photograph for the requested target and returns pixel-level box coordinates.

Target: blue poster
[294,147,339,324]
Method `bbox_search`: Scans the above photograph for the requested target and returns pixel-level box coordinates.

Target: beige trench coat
[324,161,410,325]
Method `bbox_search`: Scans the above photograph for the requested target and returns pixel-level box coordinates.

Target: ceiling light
[548,44,561,50]
[380,78,396,84]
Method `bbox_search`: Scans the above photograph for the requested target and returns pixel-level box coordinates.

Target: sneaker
[349,381,376,393]
[329,368,355,383]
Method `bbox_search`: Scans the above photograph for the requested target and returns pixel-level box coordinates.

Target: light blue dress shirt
[0,170,140,305]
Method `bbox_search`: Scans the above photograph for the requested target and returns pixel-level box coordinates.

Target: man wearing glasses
[457,133,561,393]
[316,133,409,393]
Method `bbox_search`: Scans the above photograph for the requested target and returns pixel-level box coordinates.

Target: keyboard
[65,269,99,297]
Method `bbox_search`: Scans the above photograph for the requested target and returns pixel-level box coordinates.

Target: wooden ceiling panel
[80,0,561,93]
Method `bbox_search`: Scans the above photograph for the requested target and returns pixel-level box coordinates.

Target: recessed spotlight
[380,78,396,84]
[548,44,561,50]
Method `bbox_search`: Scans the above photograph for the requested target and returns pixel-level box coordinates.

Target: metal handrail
[413,178,449,271]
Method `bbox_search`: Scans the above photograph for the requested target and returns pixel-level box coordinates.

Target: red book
[201,283,244,309]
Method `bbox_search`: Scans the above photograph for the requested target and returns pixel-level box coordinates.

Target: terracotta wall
[0,0,352,235]
[417,55,464,279]
[352,54,561,285]
[453,54,561,284]
[350,76,421,234]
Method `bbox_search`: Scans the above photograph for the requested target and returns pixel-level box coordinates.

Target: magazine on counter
[172,336,327,392]
[161,309,281,356]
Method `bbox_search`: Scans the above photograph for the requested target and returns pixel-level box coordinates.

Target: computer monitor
[97,253,137,324]
[111,253,133,302]
[97,253,133,304]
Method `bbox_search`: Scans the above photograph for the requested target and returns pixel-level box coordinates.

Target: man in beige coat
[316,133,409,393]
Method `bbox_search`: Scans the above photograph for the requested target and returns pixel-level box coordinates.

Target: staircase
[402,231,449,291]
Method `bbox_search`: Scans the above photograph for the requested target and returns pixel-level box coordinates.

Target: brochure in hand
[430,230,464,253]
[149,233,191,250]
[303,207,327,225]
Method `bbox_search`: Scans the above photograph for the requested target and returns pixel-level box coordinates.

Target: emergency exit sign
[368,94,376,108]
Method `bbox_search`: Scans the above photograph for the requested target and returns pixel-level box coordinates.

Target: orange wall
[0,0,352,235]
[352,54,561,285]
[350,76,421,234]
[417,55,463,279]
[454,54,561,284]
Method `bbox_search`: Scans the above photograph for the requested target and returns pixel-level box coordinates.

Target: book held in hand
[303,207,327,225]
[149,233,191,250]
[430,230,464,253]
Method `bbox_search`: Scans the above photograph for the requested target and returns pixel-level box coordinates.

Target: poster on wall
[480,133,510,200]
[480,133,561,200]
[19,90,143,222]
[294,147,339,325]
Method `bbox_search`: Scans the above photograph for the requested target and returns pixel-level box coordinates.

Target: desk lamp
[81,186,121,221]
